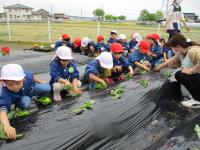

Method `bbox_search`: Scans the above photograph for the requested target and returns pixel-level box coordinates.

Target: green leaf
[139,70,147,75]
[72,100,95,115]
[110,86,124,100]
[139,78,148,88]
[162,70,172,78]
[194,124,200,139]
[124,74,132,80]
[94,82,107,89]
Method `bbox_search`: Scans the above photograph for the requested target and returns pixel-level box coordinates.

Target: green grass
[0,20,200,43]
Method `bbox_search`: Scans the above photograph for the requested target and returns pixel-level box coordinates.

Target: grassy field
[0,20,200,44]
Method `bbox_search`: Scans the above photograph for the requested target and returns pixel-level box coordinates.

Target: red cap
[110,43,124,53]
[97,35,104,42]
[1,47,10,54]
[145,34,151,40]
[149,33,160,41]
[73,38,81,48]
[139,40,150,54]
[62,34,70,40]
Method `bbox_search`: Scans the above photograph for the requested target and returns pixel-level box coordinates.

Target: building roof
[4,4,33,9]
[54,13,65,18]
[36,9,49,14]
[32,11,42,16]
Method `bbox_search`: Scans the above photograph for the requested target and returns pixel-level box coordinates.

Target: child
[160,38,174,62]
[50,46,81,101]
[94,35,109,54]
[84,52,113,90]
[129,33,142,52]
[72,37,82,53]
[0,64,50,139]
[154,33,200,108]
[54,34,72,50]
[107,30,118,44]
[80,37,95,57]
[118,34,130,57]
[110,43,134,81]
[128,40,151,72]
[148,33,163,67]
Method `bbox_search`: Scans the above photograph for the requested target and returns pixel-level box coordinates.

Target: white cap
[118,34,126,40]
[81,37,91,47]
[0,64,25,81]
[56,46,73,60]
[111,30,117,34]
[96,52,113,69]
[131,33,142,42]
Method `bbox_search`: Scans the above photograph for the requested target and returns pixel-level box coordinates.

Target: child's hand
[129,70,134,76]
[100,79,107,87]
[4,125,16,140]
[64,80,71,87]
[73,86,82,95]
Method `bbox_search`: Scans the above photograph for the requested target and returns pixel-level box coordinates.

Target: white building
[0,4,48,21]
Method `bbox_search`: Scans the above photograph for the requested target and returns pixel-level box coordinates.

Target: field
[0,20,200,44]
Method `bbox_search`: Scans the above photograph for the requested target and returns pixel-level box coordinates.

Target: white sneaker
[181,99,200,108]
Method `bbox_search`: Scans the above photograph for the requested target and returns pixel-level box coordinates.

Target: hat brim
[0,76,24,81]
[100,62,113,69]
[59,56,74,60]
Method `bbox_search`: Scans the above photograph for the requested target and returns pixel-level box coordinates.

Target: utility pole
[166,0,170,16]
[3,4,11,41]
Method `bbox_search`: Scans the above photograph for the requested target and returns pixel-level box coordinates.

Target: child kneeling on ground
[128,40,151,72]
[0,64,51,139]
[50,46,81,101]
[109,43,134,83]
[84,51,113,90]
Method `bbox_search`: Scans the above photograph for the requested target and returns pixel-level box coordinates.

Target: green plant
[7,106,31,120]
[162,70,172,78]
[139,70,147,75]
[139,78,148,88]
[72,100,95,115]
[94,82,107,89]
[194,124,200,139]
[124,73,132,80]
[110,86,124,100]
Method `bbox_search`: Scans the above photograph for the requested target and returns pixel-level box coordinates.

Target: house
[35,9,49,20]
[3,4,33,21]
[183,13,199,23]
[54,13,70,22]
[0,4,50,22]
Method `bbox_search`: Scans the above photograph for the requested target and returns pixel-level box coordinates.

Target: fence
[0,20,200,44]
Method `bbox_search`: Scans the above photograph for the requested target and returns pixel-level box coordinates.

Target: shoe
[181,99,200,108]
[105,78,115,85]
[116,75,125,81]
[54,94,62,101]
[36,96,52,105]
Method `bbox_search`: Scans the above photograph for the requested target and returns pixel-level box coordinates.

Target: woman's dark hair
[168,33,200,48]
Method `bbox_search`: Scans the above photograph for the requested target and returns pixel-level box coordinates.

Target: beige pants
[53,80,81,95]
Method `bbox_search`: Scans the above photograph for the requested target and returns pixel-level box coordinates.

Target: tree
[105,14,113,21]
[118,15,126,21]
[138,9,149,22]
[155,11,164,21]
[93,8,105,21]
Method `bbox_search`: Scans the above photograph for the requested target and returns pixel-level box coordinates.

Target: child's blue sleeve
[0,88,12,112]
[84,61,99,79]
[50,62,62,82]
[120,57,130,67]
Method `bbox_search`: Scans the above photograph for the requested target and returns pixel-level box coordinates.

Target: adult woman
[154,33,200,108]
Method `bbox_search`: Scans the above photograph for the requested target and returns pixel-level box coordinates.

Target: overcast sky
[0,0,200,20]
